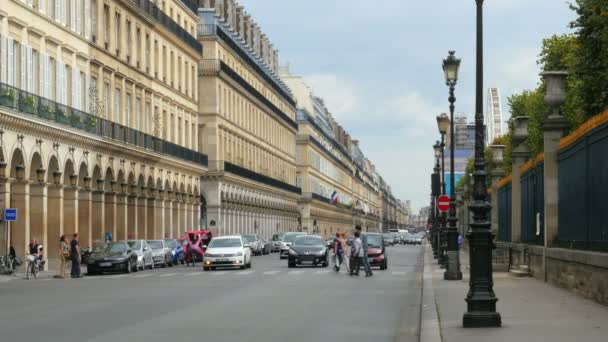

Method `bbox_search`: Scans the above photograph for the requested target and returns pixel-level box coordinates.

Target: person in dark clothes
[355,226,373,277]
[70,233,82,278]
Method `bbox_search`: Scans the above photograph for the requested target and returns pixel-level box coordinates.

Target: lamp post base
[444,250,463,280]
[463,311,502,328]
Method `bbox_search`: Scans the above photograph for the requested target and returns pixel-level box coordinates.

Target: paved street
[0,245,423,342]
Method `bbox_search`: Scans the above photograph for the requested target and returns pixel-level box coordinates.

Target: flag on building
[331,191,339,204]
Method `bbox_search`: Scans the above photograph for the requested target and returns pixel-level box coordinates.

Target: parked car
[366,233,388,270]
[279,232,307,259]
[127,240,154,270]
[203,235,252,271]
[287,235,329,268]
[271,233,285,253]
[382,234,395,246]
[164,238,185,265]
[87,242,138,275]
[147,240,172,267]
[243,234,264,256]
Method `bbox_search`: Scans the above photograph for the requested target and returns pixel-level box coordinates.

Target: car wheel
[247,258,252,269]
[288,261,295,268]
[150,260,155,270]
[203,266,210,271]
[126,260,132,274]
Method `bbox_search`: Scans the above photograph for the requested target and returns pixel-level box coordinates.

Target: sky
[239,0,576,211]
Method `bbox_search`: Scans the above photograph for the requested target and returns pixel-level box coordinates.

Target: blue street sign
[4,208,17,222]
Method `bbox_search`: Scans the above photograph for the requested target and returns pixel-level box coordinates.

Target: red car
[183,230,213,265]
[366,233,388,270]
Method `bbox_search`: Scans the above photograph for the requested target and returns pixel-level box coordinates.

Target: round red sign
[437,195,450,212]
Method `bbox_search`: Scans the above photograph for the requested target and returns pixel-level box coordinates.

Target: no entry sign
[437,195,450,212]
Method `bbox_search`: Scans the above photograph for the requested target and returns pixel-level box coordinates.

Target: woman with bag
[339,232,350,273]
[56,235,70,279]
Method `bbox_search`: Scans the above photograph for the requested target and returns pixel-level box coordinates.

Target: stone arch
[104,167,115,192]
[47,155,60,185]
[29,151,44,183]
[147,176,154,190]
[77,162,89,187]
[63,159,75,186]
[116,169,125,187]
[91,164,103,190]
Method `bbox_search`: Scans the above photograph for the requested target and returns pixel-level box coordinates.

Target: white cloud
[303,74,359,116]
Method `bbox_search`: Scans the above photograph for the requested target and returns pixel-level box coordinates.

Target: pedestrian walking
[55,235,70,279]
[333,232,343,272]
[70,233,82,278]
[350,231,363,276]
[355,226,373,277]
[339,232,350,273]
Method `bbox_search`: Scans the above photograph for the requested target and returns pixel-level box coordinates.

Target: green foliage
[570,0,608,117]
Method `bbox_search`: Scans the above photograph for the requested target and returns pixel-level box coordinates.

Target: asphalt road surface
[0,244,424,342]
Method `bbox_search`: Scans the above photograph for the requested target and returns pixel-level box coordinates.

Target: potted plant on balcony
[85,116,97,133]
[20,96,35,114]
[71,114,84,129]
[0,88,15,107]
[39,104,55,120]
[56,108,70,125]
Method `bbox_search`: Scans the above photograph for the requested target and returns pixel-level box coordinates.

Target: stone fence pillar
[511,116,530,243]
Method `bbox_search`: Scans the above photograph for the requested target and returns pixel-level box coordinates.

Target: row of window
[308,149,349,187]
[220,129,296,185]
[218,82,295,157]
[0,35,197,150]
[309,176,352,206]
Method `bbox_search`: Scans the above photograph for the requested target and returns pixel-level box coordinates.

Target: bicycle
[0,255,16,275]
[25,255,42,279]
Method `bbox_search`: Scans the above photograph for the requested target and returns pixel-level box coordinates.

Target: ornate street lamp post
[436,113,449,268]
[463,0,501,327]
[433,141,442,259]
[442,50,463,280]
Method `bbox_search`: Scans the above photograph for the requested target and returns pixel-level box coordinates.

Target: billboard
[444,173,464,196]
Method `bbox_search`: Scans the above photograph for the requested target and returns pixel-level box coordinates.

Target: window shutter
[27,46,33,92]
[71,0,76,30]
[39,53,45,97]
[0,35,6,84]
[21,44,27,90]
[84,0,89,39]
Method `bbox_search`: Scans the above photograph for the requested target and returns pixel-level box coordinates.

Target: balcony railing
[219,61,297,130]
[131,0,202,53]
[198,59,221,74]
[224,162,301,194]
[198,23,296,107]
[0,82,208,168]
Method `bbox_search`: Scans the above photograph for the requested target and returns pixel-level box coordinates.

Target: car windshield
[382,234,392,239]
[148,241,163,249]
[127,241,141,249]
[272,233,284,241]
[165,240,177,248]
[243,234,257,242]
[293,236,323,246]
[103,243,127,254]
[208,238,242,248]
[367,235,383,247]
[283,233,305,243]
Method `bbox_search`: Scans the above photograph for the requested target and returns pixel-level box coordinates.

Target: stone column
[127,193,138,239]
[116,192,128,241]
[11,182,30,257]
[511,116,530,243]
[541,72,570,249]
[77,189,91,248]
[92,185,105,243]
[64,187,79,238]
[47,185,63,269]
[0,181,10,256]
[164,197,172,238]
[137,192,147,239]
[147,193,157,239]
[30,183,48,269]
[155,194,165,238]
[104,190,117,241]
[172,197,179,237]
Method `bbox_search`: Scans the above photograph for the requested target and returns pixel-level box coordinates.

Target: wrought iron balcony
[131,0,201,52]
[224,162,301,194]
[197,23,295,107]
[0,82,208,168]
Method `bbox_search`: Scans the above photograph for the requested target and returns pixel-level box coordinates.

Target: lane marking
[211,271,228,276]
[263,270,280,275]
[185,272,204,277]
[133,274,154,278]
[392,271,407,276]
[287,270,303,275]
[107,274,128,279]
[236,271,254,275]
[159,273,177,278]
[315,270,331,275]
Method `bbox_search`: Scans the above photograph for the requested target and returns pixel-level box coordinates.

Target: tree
[570,0,608,117]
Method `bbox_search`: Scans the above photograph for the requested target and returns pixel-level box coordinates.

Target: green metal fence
[497,181,512,242]
[558,121,608,252]
[521,162,544,245]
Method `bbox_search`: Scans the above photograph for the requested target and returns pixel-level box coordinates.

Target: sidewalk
[421,245,608,342]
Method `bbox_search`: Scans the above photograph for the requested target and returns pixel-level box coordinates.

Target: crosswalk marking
[237,271,255,275]
[287,270,303,275]
[315,270,331,275]
[159,273,177,278]
[186,272,204,277]
[263,270,280,275]
[107,274,128,279]
[391,271,407,276]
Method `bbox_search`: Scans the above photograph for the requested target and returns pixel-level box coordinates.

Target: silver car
[127,240,154,270]
[242,234,263,256]
[147,240,172,267]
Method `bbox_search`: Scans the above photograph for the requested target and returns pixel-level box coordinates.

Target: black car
[87,242,138,275]
[287,236,329,268]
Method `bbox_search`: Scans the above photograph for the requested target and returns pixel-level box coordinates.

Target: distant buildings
[485,88,504,144]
